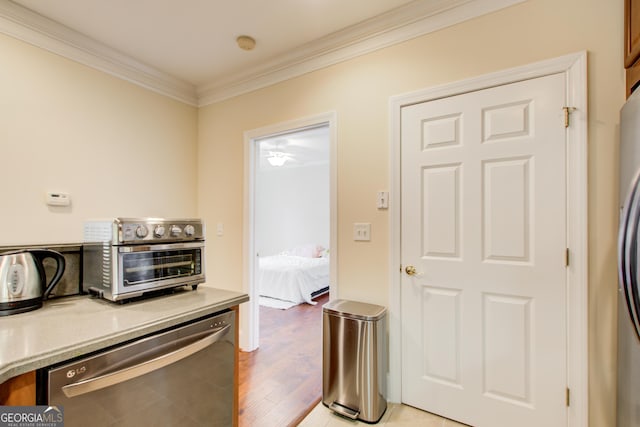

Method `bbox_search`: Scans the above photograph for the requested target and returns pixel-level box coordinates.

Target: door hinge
[564,248,570,267]
[566,387,571,407]
[563,107,576,128]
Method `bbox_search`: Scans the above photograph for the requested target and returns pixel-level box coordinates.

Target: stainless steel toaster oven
[83,218,205,302]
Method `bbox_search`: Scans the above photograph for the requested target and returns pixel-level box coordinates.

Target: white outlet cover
[353,223,371,241]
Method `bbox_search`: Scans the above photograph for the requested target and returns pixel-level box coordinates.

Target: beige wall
[198,0,624,425]
[0,33,198,245]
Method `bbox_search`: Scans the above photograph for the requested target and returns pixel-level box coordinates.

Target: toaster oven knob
[184,225,195,236]
[135,225,149,238]
[170,225,182,237]
[154,225,166,237]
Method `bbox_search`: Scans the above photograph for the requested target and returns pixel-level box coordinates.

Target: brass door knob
[405,265,418,276]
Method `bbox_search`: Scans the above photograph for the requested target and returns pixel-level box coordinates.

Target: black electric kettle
[0,249,66,316]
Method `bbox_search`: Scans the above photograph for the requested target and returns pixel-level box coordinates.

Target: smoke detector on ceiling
[236,35,256,51]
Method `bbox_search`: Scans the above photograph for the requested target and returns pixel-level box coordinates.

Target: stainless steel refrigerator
[618,88,640,427]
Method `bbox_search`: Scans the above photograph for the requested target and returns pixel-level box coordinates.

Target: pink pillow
[289,244,325,257]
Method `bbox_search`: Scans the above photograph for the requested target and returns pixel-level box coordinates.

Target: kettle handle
[30,250,66,300]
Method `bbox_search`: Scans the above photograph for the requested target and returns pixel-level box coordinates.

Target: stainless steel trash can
[322,299,387,423]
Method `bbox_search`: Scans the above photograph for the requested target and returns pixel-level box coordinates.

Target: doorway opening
[242,112,337,351]
[240,112,337,425]
[255,125,331,309]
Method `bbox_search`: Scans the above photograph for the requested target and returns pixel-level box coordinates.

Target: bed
[258,246,329,307]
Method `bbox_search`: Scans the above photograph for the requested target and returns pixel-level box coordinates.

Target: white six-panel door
[401,73,567,427]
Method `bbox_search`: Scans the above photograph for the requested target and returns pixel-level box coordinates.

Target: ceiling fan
[259,126,328,168]
[261,138,297,167]
[266,150,294,167]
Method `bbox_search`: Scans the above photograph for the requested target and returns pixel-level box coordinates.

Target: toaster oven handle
[119,241,204,252]
[61,324,231,398]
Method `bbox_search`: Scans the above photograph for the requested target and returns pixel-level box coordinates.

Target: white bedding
[258,254,329,305]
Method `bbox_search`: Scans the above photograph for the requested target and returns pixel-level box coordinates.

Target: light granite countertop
[0,285,249,384]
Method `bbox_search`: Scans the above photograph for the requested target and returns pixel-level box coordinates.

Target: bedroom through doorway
[255,124,331,310]
[239,122,332,424]
[242,112,337,352]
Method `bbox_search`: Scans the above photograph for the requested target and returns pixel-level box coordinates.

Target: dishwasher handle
[62,324,231,398]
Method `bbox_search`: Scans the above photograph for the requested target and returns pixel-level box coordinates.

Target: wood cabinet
[0,371,36,405]
[626,0,640,96]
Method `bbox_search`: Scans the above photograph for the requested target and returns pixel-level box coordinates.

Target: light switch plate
[353,223,371,241]
[377,191,389,209]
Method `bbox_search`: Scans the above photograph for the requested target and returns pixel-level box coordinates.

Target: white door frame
[388,52,588,426]
[241,111,338,351]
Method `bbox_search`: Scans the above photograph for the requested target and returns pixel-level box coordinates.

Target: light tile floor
[299,402,471,427]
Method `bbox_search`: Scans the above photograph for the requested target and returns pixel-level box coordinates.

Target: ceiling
[1,0,523,105]
[11,0,415,86]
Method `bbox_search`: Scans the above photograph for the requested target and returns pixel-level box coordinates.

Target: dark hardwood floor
[238,293,329,427]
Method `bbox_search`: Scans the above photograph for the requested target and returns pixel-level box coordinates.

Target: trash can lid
[322,299,386,321]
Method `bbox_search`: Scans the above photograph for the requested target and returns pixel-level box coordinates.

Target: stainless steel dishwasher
[39,310,235,427]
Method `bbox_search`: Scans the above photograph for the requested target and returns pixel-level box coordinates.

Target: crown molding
[0,0,198,106]
[0,0,524,107]
[197,0,525,106]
